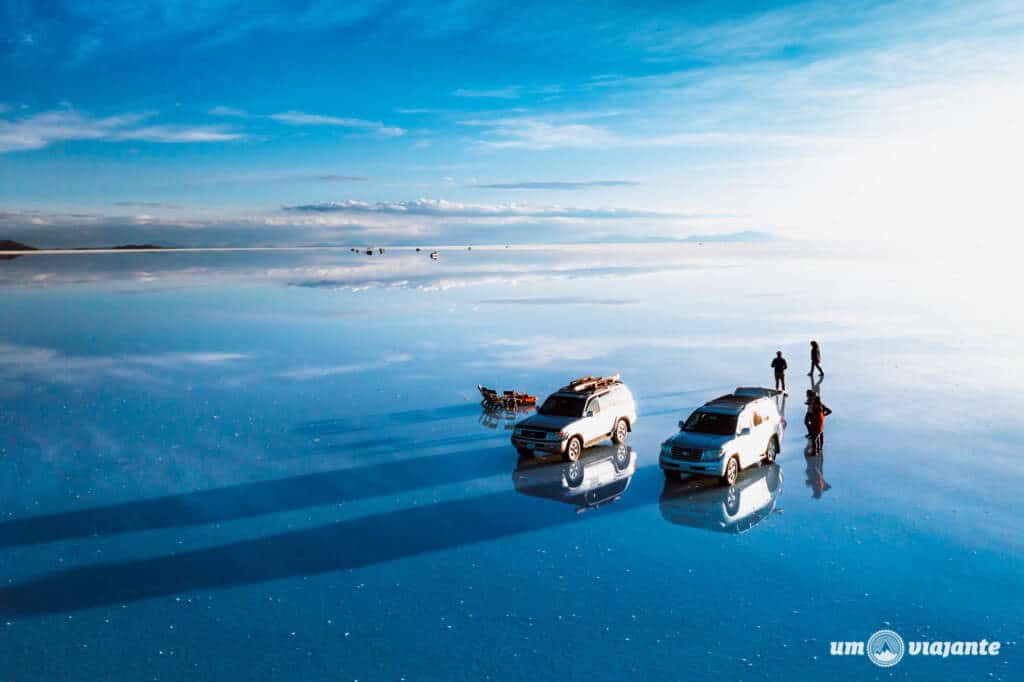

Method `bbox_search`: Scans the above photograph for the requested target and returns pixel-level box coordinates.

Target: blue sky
[1,0,1023,246]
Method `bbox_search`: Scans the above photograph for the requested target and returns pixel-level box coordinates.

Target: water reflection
[659,465,783,534]
[512,444,636,512]
[810,371,824,396]
[479,404,534,431]
[804,445,832,498]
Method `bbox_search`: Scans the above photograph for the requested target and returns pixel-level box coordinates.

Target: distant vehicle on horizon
[660,387,784,486]
[511,375,636,462]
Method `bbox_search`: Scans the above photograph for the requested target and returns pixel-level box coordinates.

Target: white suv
[512,375,637,462]
[659,387,784,486]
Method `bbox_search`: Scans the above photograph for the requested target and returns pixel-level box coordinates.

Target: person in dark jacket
[771,351,788,393]
[809,340,824,377]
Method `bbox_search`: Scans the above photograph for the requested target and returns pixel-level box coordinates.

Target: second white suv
[512,375,637,462]
[659,387,784,486]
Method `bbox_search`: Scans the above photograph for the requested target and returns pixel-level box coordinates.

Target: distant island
[0,240,38,251]
[0,240,37,259]
[0,240,165,254]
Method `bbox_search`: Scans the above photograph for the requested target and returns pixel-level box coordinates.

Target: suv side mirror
[738,427,752,437]
[586,410,595,418]
[678,420,685,430]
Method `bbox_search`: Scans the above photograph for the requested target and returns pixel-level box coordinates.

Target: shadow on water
[0,448,790,617]
[292,403,480,436]
[638,387,729,401]
[309,432,499,455]
[0,446,512,550]
[0,471,652,618]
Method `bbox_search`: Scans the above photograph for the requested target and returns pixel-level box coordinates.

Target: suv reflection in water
[659,464,783,534]
[512,444,636,512]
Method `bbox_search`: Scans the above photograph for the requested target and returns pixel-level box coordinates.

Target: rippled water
[0,243,1020,680]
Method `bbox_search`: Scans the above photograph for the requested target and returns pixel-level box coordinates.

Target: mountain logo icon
[866,629,905,667]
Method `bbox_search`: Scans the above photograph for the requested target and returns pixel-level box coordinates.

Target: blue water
[0,244,1020,680]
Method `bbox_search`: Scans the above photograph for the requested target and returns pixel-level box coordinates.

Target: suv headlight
[513,428,523,437]
[702,448,724,461]
[546,431,562,441]
[660,443,672,456]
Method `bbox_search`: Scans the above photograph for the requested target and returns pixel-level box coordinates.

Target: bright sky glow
[1,0,1022,246]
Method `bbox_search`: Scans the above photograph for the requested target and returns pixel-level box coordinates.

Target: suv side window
[587,398,601,415]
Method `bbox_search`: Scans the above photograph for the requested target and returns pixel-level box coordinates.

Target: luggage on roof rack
[562,374,621,393]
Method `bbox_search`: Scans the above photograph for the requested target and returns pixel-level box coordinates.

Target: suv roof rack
[705,393,760,407]
[561,374,621,393]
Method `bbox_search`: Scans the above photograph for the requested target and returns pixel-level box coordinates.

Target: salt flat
[0,243,1019,681]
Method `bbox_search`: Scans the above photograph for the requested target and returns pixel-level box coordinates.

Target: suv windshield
[538,395,586,418]
[682,411,738,436]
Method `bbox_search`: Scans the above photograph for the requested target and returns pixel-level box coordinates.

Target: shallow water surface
[0,244,1021,680]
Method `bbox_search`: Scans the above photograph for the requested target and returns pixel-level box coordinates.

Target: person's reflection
[804,442,831,498]
[810,370,823,396]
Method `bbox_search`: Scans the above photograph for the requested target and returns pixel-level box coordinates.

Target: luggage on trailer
[478,385,537,408]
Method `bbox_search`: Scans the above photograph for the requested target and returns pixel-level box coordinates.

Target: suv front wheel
[563,436,583,462]
[720,456,739,487]
[611,418,628,445]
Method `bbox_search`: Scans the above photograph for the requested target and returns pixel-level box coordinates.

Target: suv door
[733,409,758,467]
[584,397,612,443]
[750,407,771,463]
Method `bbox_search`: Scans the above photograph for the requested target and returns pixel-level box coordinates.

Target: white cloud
[208,105,249,117]
[270,111,406,137]
[114,125,244,143]
[453,86,523,99]
[283,198,689,220]
[459,116,615,149]
[0,109,244,153]
[474,180,640,190]
[458,115,822,150]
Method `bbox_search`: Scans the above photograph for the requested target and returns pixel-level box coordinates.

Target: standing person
[803,390,817,438]
[809,340,824,377]
[804,392,832,454]
[771,351,788,394]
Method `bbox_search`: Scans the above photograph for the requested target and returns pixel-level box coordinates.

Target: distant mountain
[0,240,37,251]
[0,239,164,251]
